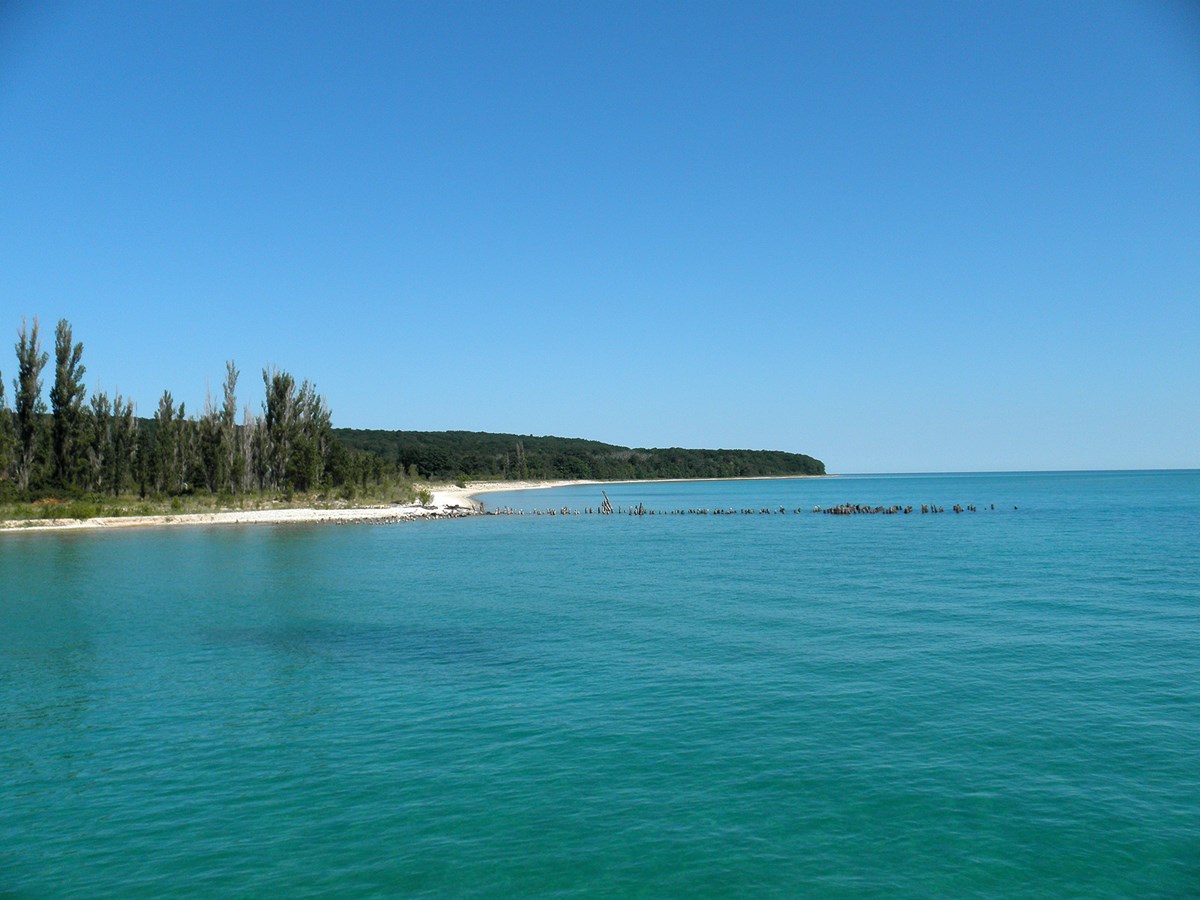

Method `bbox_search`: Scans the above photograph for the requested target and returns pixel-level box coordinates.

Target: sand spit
[1,476,824,534]
[0,489,482,534]
[462,475,824,503]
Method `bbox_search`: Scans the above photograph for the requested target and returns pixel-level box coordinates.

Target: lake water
[2,471,1198,896]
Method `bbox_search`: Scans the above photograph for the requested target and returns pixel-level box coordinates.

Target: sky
[1,0,1197,473]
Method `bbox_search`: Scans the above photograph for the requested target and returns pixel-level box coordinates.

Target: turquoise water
[2,471,1198,896]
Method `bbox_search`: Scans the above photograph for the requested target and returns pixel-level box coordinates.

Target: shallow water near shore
[3,470,1198,895]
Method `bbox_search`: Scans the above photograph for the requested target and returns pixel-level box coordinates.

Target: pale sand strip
[457,479,598,502]
[0,482,594,534]
[1,476,821,534]
[0,488,485,534]
[461,474,823,505]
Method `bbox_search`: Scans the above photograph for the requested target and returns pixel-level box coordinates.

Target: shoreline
[0,475,826,535]
[464,473,827,500]
[0,488,481,535]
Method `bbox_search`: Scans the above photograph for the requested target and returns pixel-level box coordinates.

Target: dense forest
[0,318,395,506]
[335,429,825,481]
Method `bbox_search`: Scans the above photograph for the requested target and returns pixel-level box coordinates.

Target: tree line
[334,429,826,481]
[0,318,385,500]
[0,317,826,502]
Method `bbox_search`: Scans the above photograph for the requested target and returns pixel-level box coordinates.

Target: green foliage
[50,319,86,487]
[154,390,179,494]
[2,317,377,509]
[49,498,105,520]
[111,393,137,496]
[12,318,49,492]
[0,375,13,480]
[219,361,242,493]
[260,368,333,493]
[333,430,826,481]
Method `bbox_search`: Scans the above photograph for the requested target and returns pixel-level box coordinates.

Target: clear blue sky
[2,0,1197,472]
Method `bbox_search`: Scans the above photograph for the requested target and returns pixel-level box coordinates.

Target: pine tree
[50,319,87,489]
[112,393,137,496]
[137,424,155,498]
[220,361,241,493]
[293,379,331,491]
[241,406,263,492]
[175,403,194,492]
[198,389,221,493]
[0,375,13,483]
[85,391,112,492]
[13,318,49,492]
[154,390,177,494]
[263,367,297,490]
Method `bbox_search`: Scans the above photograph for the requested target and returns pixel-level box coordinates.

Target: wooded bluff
[334,430,826,482]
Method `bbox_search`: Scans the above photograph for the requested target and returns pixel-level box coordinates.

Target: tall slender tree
[0,374,13,483]
[111,393,137,495]
[6,315,364,499]
[220,361,241,493]
[175,402,195,491]
[240,405,263,492]
[85,391,112,492]
[136,423,155,498]
[198,388,221,493]
[291,379,332,491]
[13,318,49,492]
[154,390,177,494]
[263,367,297,490]
[50,319,87,488]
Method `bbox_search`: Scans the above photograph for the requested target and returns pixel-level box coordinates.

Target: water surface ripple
[2,471,1198,896]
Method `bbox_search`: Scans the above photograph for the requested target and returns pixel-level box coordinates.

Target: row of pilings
[483,502,1010,517]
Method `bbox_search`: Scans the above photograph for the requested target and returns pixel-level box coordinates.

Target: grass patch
[0,478,432,524]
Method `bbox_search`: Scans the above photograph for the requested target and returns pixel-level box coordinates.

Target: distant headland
[334,429,825,483]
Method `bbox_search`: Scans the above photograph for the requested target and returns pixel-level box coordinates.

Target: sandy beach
[0,476,827,533]
[0,481,598,534]
[0,488,473,534]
